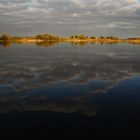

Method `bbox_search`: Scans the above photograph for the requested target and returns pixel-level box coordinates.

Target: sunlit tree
[35,33,61,41]
[0,33,12,41]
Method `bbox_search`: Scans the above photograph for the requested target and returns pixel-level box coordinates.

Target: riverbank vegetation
[0,33,140,45]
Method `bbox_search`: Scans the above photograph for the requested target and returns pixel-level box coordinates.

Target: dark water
[0,42,140,130]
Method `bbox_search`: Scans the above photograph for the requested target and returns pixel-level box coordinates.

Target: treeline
[70,35,120,40]
[127,38,140,40]
[0,33,140,41]
[70,34,88,40]
[0,33,121,41]
[0,33,63,41]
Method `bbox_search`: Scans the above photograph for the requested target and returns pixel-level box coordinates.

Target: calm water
[0,42,140,130]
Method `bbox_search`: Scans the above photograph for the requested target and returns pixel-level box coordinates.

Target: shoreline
[8,38,140,44]
[0,34,140,44]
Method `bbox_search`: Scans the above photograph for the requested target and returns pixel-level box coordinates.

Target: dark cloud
[0,0,140,37]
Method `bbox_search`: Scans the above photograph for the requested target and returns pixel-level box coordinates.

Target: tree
[91,36,96,39]
[35,33,61,41]
[70,36,74,39]
[100,36,105,39]
[0,33,12,41]
[78,34,86,40]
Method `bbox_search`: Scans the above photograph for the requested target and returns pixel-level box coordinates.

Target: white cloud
[0,0,140,37]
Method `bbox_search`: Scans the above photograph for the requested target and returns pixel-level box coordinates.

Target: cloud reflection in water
[0,43,140,115]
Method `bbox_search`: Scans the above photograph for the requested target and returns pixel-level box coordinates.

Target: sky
[0,0,140,37]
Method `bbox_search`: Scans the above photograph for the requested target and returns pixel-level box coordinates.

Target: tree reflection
[0,41,61,48]
[36,41,60,47]
[70,41,88,46]
[0,41,12,48]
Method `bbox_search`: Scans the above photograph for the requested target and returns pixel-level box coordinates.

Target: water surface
[0,42,140,129]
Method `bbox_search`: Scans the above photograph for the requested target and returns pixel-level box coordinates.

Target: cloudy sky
[0,0,140,37]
